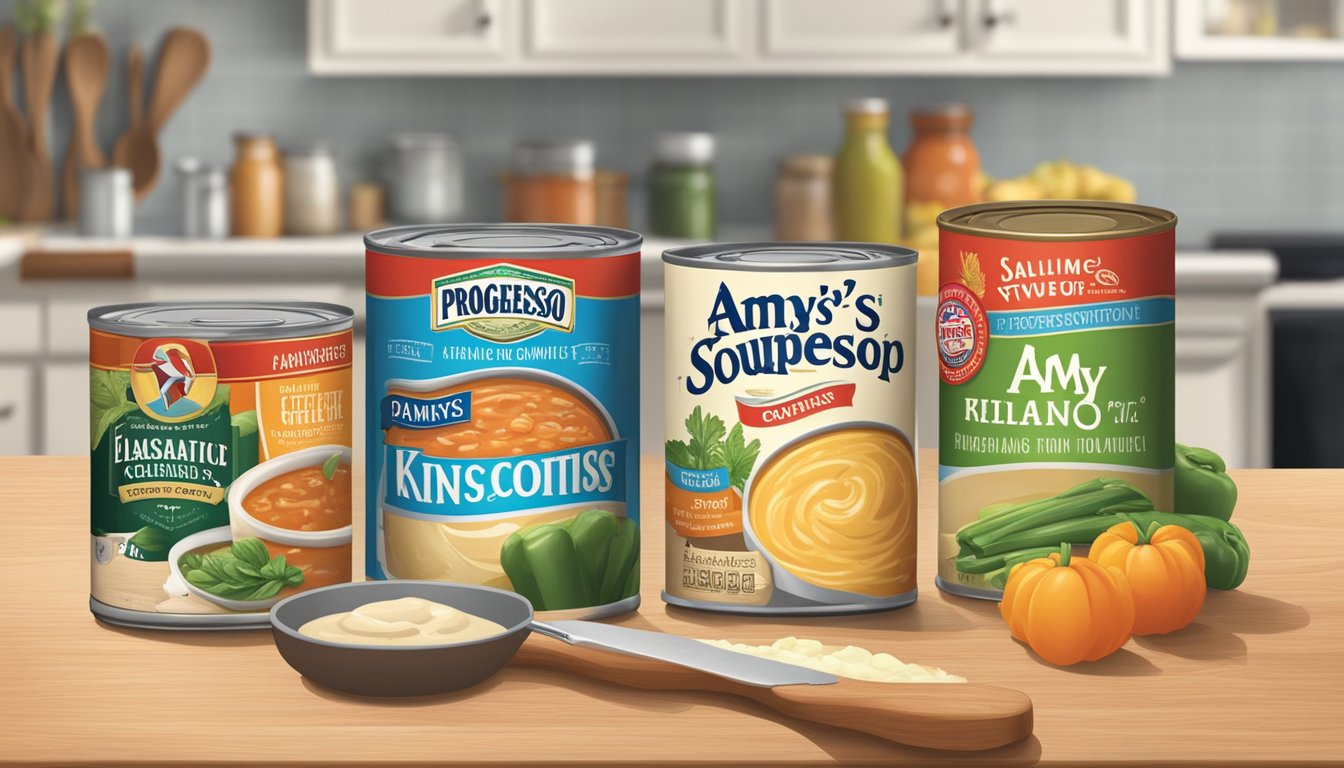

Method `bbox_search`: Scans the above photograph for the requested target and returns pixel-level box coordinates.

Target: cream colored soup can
[662,243,919,615]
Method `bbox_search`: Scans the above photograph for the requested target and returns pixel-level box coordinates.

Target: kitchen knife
[531,620,837,687]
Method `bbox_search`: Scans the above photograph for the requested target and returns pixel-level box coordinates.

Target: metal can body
[935,202,1177,600]
[364,224,642,620]
[661,242,919,615]
[88,302,354,629]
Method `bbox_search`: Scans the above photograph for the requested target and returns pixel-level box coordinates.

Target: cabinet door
[309,0,514,74]
[526,0,745,58]
[42,363,85,456]
[973,0,1168,70]
[762,0,962,57]
[0,365,34,455]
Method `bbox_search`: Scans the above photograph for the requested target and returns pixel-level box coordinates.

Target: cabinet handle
[983,9,1016,30]
[937,11,956,28]
[476,9,492,31]
[0,404,13,420]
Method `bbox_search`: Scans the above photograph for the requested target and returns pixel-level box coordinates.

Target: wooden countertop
[1,451,1339,766]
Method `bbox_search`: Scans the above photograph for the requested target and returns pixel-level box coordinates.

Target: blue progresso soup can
[364,224,642,619]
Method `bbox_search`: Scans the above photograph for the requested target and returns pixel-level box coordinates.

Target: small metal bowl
[269,581,533,697]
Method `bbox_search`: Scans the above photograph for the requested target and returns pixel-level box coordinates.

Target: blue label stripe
[987,297,1173,337]
[381,392,473,430]
[665,462,730,493]
[384,439,627,517]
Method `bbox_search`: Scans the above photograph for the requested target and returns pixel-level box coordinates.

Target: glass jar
[284,141,340,236]
[595,170,629,228]
[834,98,902,243]
[902,104,982,295]
[385,133,463,224]
[229,133,283,238]
[648,132,715,239]
[176,157,229,239]
[503,139,596,224]
[774,154,835,241]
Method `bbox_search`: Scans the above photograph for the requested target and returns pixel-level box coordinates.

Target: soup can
[365,224,642,619]
[89,302,354,629]
[935,201,1176,600]
[661,242,918,615]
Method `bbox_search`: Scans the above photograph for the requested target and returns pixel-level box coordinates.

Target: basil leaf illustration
[231,538,271,570]
[127,526,169,553]
[322,452,343,481]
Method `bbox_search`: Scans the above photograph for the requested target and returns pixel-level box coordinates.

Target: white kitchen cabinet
[307,0,1171,75]
[527,0,747,60]
[971,0,1168,73]
[41,363,86,456]
[1176,0,1344,59]
[309,0,518,74]
[0,365,34,455]
[761,0,961,59]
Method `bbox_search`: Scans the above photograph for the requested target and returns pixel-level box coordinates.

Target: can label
[937,230,1175,597]
[366,250,641,617]
[90,329,353,619]
[664,265,917,612]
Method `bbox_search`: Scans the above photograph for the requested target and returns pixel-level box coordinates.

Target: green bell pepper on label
[1122,510,1250,590]
[500,509,640,611]
[1175,443,1238,522]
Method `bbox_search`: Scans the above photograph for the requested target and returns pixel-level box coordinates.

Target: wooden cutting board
[0,452,1338,766]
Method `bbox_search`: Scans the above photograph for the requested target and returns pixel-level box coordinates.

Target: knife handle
[511,637,1032,752]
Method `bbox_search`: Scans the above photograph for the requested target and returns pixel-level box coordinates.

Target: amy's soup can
[661,243,919,615]
[365,224,642,619]
[936,201,1176,600]
[89,302,354,629]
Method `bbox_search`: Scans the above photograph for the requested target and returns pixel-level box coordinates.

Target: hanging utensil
[61,32,111,219]
[0,25,27,221]
[18,28,57,222]
[123,27,210,200]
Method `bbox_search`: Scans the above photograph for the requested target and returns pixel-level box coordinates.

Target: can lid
[662,242,917,272]
[88,302,354,340]
[937,201,1177,241]
[364,223,642,259]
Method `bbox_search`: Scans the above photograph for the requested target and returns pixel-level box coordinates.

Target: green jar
[649,132,716,239]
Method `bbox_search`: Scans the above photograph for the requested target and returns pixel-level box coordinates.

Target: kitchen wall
[6,0,1344,245]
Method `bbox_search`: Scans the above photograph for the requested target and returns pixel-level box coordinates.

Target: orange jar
[230,133,284,238]
[503,140,597,224]
[902,105,982,294]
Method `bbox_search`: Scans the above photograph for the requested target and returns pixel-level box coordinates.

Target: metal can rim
[87,301,354,340]
[936,200,1177,242]
[662,241,918,272]
[364,223,643,260]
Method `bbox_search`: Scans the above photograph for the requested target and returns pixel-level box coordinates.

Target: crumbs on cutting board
[702,637,965,683]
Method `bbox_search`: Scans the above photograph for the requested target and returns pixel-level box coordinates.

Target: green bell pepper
[1175,443,1238,522]
[500,509,640,611]
[1122,510,1250,590]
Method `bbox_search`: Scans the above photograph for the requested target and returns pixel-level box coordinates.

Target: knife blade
[531,620,839,688]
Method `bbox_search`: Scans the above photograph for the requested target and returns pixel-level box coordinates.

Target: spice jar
[594,170,629,228]
[503,140,596,225]
[648,132,715,239]
[834,98,902,243]
[774,154,835,241]
[79,167,133,238]
[902,104,982,295]
[347,182,385,232]
[385,133,462,223]
[229,133,283,238]
[283,141,340,236]
[175,157,229,239]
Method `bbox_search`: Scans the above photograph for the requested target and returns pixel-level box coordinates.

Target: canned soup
[661,243,918,616]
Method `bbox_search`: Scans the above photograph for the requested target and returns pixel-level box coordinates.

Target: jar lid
[233,131,274,143]
[911,103,971,118]
[285,140,333,158]
[844,97,889,115]
[88,302,354,340]
[781,154,833,176]
[512,139,595,176]
[656,132,714,166]
[389,132,456,150]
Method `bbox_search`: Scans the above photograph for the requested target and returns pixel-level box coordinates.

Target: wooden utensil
[126,28,210,200]
[60,33,111,219]
[18,30,58,222]
[110,44,142,171]
[0,25,27,221]
[513,639,1034,752]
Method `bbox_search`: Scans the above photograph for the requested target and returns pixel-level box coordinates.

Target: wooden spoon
[128,27,210,200]
[0,25,28,221]
[18,30,58,222]
[61,32,111,219]
[110,45,145,196]
[513,639,1034,752]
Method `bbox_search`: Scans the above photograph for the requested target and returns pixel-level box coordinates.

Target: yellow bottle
[834,98,903,243]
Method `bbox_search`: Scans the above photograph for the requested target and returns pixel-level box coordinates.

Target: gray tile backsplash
[6,0,1344,245]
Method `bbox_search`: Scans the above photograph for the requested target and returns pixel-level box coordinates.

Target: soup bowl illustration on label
[741,421,918,607]
[165,444,354,612]
[376,367,636,617]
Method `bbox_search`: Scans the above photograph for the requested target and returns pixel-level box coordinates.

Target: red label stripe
[366,250,641,299]
[735,382,856,428]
